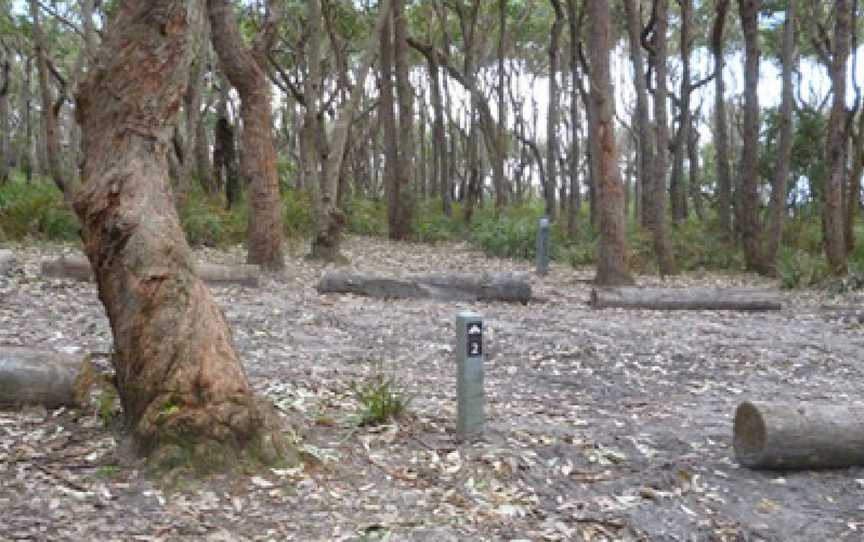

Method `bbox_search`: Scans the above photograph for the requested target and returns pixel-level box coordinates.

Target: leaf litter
[1,237,864,540]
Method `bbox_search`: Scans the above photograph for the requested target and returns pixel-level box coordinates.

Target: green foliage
[776,247,828,289]
[344,197,388,237]
[412,199,465,243]
[282,189,315,238]
[349,372,411,427]
[469,202,548,260]
[0,176,79,242]
[670,220,742,271]
[97,387,119,428]
[178,191,246,248]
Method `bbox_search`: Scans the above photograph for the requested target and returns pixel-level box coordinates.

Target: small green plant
[349,372,411,427]
[97,387,120,427]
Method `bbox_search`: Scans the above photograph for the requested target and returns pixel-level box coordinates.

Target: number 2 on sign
[467,322,482,357]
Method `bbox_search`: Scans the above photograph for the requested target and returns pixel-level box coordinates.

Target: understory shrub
[0,177,79,241]
[344,197,387,236]
[776,247,828,289]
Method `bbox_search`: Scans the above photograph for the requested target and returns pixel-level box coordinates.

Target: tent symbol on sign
[468,324,482,335]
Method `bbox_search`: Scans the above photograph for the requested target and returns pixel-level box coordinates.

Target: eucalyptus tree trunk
[623,0,655,231]
[823,0,851,273]
[546,0,564,221]
[496,0,508,210]
[764,1,796,270]
[565,0,581,237]
[738,0,766,273]
[670,0,694,224]
[309,0,392,260]
[181,26,211,197]
[588,0,634,286]
[74,0,292,468]
[648,0,676,275]
[380,8,401,236]
[428,49,450,216]
[208,0,284,270]
[22,56,34,182]
[688,116,704,221]
[0,45,10,184]
[712,0,733,238]
[29,0,68,196]
[392,0,415,239]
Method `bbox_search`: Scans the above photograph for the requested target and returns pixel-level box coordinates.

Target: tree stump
[590,287,782,311]
[317,272,532,303]
[733,401,864,469]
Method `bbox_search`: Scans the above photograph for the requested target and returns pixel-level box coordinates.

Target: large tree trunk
[588,0,633,286]
[711,0,733,238]
[208,0,284,270]
[823,0,852,273]
[496,0,508,211]
[764,1,796,270]
[738,0,766,273]
[648,0,676,275]
[391,0,415,239]
[734,401,864,469]
[623,0,655,231]
[74,0,292,469]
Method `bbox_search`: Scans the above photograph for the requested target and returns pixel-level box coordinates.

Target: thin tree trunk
[29,0,68,196]
[738,0,766,273]
[546,0,564,221]
[496,0,508,210]
[648,0,676,275]
[823,0,852,273]
[589,0,634,286]
[712,0,733,237]
[670,0,694,224]
[688,115,704,221]
[566,0,581,238]
[208,0,284,270]
[765,1,796,269]
[380,7,401,236]
[74,0,292,468]
[22,56,34,182]
[624,0,655,232]
[0,44,10,184]
[392,0,415,239]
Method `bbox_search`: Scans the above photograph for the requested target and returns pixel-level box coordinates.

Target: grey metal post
[456,311,484,438]
[536,217,550,276]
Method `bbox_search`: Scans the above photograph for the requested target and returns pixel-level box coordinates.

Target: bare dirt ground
[2,236,864,541]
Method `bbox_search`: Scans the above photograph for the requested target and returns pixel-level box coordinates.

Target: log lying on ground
[733,401,864,469]
[0,249,17,274]
[317,272,532,303]
[0,347,89,408]
[590,287,782,311]
[41,255,260,287]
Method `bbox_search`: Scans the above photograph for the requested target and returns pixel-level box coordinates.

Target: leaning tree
[73,0,293,470]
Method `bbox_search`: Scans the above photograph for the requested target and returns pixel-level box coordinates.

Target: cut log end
[732,401,768,467]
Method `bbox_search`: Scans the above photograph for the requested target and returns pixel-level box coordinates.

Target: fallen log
[317,272,531,303]
[0,249,17,274]
[589,287,782,311]
[41,255,260,287]
[733,401,864,469]
[0,347,91,408]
